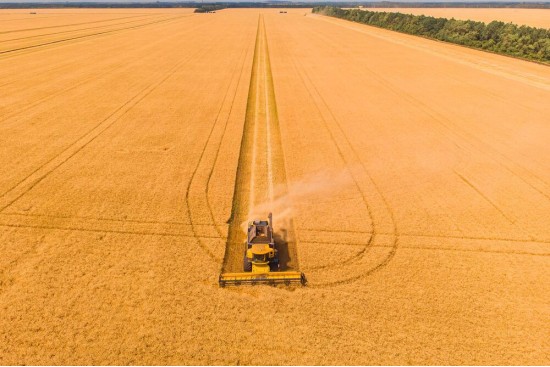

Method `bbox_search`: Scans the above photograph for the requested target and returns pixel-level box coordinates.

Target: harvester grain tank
[219,213,306,287]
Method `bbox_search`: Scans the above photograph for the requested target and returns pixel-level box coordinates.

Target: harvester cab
[219,213,306,287]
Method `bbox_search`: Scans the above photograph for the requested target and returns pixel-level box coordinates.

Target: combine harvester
[219,213,306,287]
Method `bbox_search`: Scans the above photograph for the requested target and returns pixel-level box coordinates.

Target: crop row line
[288,54,377,275]
[0,13,190,59]
[204,36,254,240]
[184,23,253,265]
[0,222,223,239]
[1,13,168,43]
[0,13,159,35]
[308,18,548,242]
[301,240,549,257]
[0,212,219,227]
[0,38,215,215]
[311,13,550,204]
[0,16,216,121]
[281,15,399,287]
[300,228,550,245]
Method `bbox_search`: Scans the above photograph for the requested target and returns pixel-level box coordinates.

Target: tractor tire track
[302,240,549,257]
[0,212,192,226]
[293,62,399,287]
[308,20,547,241]
[204,42,253,239]
[0,14,191,59]
[0,223,221,239]
[310,14,550,91]
[0,13,158,35]
[313,15,550,206]
[184,28,252,264]
[0,62,130,125]
[454,170,519,226]
[0,42,214,213]
[0,17,214,125]
[275,15,398,287]
[287,56,379,273]
[300,228,550,244]
[1,14,166,42]
[290,17,548,285]
[0,212,223,238]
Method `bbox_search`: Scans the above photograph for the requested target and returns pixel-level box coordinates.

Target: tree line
[350,2,550,9]
[312,6,550,64]
[194,5,225,13]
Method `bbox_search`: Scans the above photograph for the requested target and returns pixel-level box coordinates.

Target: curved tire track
[274,15,398,287]
[184,30,252,264]
[0,42,215,214]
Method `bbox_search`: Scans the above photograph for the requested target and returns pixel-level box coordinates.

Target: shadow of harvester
[274,229,293,271]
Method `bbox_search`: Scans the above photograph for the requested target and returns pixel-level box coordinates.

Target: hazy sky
[2,0,540,2]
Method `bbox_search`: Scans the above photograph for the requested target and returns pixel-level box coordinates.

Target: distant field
[366,8,550,28]
[0,7,549,365]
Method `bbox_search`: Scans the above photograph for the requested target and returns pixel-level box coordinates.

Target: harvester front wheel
[243,257,252,272]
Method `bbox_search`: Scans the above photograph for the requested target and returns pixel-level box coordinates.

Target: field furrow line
[0,212,191,226]
[0,42,214,213]
[307,21,550,237]
[184,29,252,264]
[249,45,260,209]
[0,16,214,99]
[311,13,550,202]
[273,15,390,269]
[204,40,253,239]
[0,13,159,35]
[0,62,130,125]
[282,34,398,286]
[454,171,519,225]
[301,227,550,244]
[397,65,550,204]
[289,59,378,263]
[303,241,549,257]
[0,13,191,59]
[309,14,550,91]
[1,14,167,43]
[0,222,222,239]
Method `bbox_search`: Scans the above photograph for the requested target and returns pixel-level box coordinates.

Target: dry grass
[0,8,549,365]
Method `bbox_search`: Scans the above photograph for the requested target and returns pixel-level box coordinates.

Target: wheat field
[0,8,549,365]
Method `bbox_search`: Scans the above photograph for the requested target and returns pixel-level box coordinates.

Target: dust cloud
[244,169,354,232]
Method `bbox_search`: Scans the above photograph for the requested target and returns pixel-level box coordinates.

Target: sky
[3,0,550,3]
[3,0,546,2]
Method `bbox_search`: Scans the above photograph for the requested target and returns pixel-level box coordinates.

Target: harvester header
[219,271,306,287]
[219,213,306,287]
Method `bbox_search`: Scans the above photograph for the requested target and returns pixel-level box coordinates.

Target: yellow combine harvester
[219,213,306,287]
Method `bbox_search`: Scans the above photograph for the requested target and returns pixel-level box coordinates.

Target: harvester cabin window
[253,254,266,262]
